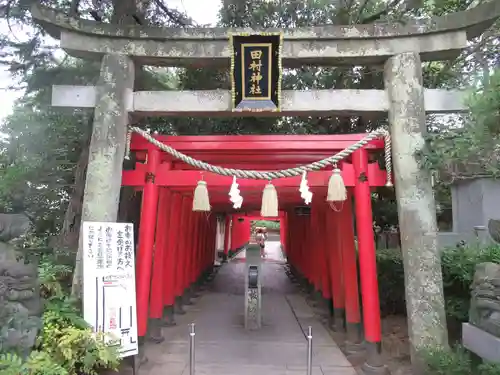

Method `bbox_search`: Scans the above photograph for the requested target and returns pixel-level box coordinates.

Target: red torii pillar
[310,198,323,301]
[162,192,183,326]
[353,148,383,371]
[135,148,160,338]
[291,211,307,285]
[223,215,231,260]
[279,211,287,253]
[285,211,296,273]
[148,186,171,342]
[300,213,312,291]
[190,213,202,296]
[209,215,217,267]
[204,216,212,274]
[340,192,363,351]
[182,207,195,305]
[326,203,345,331]
[173,196,191,315]
[316,201,332,312]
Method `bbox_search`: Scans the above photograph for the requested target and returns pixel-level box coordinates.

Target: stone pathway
[139,242,356,375]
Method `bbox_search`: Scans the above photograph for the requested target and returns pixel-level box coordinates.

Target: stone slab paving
[139,242,355,375]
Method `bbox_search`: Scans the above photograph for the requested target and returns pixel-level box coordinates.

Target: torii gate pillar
[385,52,448,371]
[74,54,134,298]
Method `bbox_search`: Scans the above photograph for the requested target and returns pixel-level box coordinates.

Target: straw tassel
[327,167,347,202]
[193,180,211,211]
[260,182,278,217]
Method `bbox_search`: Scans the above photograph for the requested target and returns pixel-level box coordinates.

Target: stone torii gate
[31,2,500,373]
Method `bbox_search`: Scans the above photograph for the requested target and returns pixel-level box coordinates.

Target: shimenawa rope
[129,126,393,185]
[126,127,393,215]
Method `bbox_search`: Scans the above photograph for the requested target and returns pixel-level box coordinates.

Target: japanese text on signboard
[83,222,138,358]
[242,43,271,100]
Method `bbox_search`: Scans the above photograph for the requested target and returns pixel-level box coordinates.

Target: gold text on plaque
[249,49,263,96]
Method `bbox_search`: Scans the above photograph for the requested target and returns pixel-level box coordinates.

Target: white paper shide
[82,222,138,358]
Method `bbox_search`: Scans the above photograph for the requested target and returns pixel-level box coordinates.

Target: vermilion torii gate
[123,132,388,367]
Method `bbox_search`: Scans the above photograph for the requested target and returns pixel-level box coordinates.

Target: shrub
[422,345,500,375]
[478,362,500,375]
[423,345,472,375]
[38,256,72,298]
[376,248,406,315]
[0,256,120,375]
[253,220,280,230]
[37,297,120,375]
[441,244,500,320]
[0,351,67,375]
[376,244,500,321]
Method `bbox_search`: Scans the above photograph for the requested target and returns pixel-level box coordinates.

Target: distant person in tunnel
[256,228,267,258]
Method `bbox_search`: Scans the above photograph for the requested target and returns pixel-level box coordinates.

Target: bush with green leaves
[38,256,73,298]
[38,296,120,374]
[0,256,120,375]
[375,248,407,316]
[376,244,500,320]
[442,244,500,320]
[0,351,67,375]
[253,220,281,230]
[422,345,500,375]
[421,69,500,182]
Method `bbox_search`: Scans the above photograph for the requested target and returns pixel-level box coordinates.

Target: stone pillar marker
[73,53,134,297]
[384,52,448,372]
[245,246,262,330]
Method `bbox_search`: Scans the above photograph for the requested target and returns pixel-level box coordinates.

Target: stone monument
[244,245,262,330]
[439,178,500,247]
[462,262,500,363]
[0,213,42,357]
[488,219,500,244]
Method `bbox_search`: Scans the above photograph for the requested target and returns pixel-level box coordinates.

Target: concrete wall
[452,179,485,234]
[378,178,500,249]
[441,178,500,247]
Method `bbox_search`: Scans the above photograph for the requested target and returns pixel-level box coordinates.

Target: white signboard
[82,222,138,358]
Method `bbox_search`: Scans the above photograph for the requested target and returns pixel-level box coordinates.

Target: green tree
[422,69,500,182]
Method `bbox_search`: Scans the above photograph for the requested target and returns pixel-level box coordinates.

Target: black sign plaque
[229,33,283,112]
[294,206,311,216]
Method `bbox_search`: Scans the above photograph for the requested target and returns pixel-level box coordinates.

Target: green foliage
[421,69,500,183]
[37,300,120,375]
[36,258,120,374]
[253,220,281,230]
[421,345,500,375]
[38,256,72,298]
[0,351,67,375]
[375,248,407,315]
[423,345,472,375]
[0,299,120,375]
[376,244,500,320]
[0,257,120,375]
[478,362,500,375]
[441,244,500,320]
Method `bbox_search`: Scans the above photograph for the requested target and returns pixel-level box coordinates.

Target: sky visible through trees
[0,0,221,122]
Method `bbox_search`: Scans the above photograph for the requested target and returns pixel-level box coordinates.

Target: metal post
[189,323,195,375]
[307,326,312,375]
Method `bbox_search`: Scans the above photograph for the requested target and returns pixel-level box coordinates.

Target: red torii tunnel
[122,133,388,358]
[218,212,285,258]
